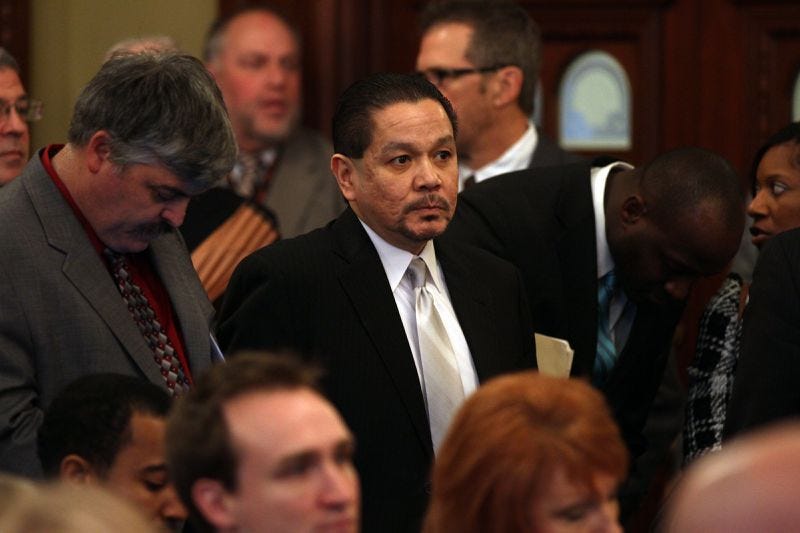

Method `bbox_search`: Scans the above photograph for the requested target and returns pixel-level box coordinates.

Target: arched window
[559,50,631,150]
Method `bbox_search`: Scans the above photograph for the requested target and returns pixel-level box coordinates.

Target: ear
[59,454,100,484]
[85,130,114,174]
[620,195,648,225]
[331,154,358,202]
[191,478,238,531]
[490,65,524,108]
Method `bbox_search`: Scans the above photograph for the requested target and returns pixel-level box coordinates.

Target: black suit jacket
[217,208,535,533]
[725,227,800,437]
[529,133,585,168]
[446,162,684,461]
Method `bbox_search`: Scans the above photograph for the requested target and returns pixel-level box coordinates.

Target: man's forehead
[223,12,299,53]
[370,100,453,141]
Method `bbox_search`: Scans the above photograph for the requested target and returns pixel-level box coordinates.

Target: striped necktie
[593,270,617,386]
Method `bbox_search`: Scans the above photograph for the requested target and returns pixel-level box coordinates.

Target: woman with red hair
[423,371,628,533]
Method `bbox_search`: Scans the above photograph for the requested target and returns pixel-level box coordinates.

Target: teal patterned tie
[593,271,617,386]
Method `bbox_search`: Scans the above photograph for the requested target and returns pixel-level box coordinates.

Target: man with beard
[0,52,236,477]
[180,6,343,305]
[0,47,41,185]
[216,73,535,532]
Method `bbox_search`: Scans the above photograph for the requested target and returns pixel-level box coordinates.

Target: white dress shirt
[590,161,636,352]
[458,121,538,191]
[360,221,478,396]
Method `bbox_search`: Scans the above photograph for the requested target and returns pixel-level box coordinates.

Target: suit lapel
[333,210,433,454]
[435,240,498,380]
[24,162,165,385]
[267,131,332,236]
[553,166,599,376]
[148,233,213,374]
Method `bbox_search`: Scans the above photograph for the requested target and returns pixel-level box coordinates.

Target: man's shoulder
[239,223,336,271]
[284,127,333,158]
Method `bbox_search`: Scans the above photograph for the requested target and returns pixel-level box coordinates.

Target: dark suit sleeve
[215,252,295,356]
[725,231,800,437]
[0,264,43,477]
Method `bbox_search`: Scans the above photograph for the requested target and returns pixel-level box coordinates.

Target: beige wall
[29,0,217,150]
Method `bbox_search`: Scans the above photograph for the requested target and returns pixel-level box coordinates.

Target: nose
[664,277,693,301]
[264,62,290,88]
[319,463,359,510]
[161,197,190,228]
[596,498,622,533]
[1,106,26,135]
[160,484,189,524]
[747,189,768,219]
[415,159,443,191]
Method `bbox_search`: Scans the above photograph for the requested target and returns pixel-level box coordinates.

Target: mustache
[131,221,171,241]
[403,194,452,214]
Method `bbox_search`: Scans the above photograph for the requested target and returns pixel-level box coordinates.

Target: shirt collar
[590,161,634,280]
[359,220,441,292]
[459,121,538,187]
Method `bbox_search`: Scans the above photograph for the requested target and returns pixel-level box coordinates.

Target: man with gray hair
[0,47,41,185]
[0,52,236,477]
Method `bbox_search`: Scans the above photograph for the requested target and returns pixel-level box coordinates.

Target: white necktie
[407,257,464,452]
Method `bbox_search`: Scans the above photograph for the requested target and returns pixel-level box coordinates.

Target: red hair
[423,371,628,533]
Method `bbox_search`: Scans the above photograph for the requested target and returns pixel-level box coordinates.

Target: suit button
[424,481,432,494]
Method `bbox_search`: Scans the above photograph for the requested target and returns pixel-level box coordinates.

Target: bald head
[666,423,800,533]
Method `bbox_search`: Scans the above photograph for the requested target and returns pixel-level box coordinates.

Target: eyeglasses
[415,64,510,86]
[0,98,43,123]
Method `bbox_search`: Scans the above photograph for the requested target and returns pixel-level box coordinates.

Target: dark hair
[639,146,744,231]
[203,4,301,62]
[748,122,800,195]
[166,352,321,533]
[420,0,541,115]
[67,52,236,187]
[332,72,458,158]
[38,374,171,478]
[423,371,628,533]
[0,47,20,74]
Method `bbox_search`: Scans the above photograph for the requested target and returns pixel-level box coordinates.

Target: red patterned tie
[105,249,190,397]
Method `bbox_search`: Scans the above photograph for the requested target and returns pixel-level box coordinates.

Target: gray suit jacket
[264,128,344,238]
[0,154,214,476]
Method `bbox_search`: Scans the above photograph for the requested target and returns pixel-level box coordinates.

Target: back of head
[419,0,540,115]
[332,72,457,158]
[67,52,236,186]
[167,352,321,533]
[104,35,180,61]
[0,482,156,533]
[641,147,743,232]
[38,373,170,478]
[424,371,628,533]
[665,422,800,533]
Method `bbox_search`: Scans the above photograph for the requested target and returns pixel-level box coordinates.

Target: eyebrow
[139,463,168,475]
[377,135,455,157]
[276,437,356,467]
[152,184,191,198]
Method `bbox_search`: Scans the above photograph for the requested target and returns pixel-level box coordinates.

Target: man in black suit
[217,72,535,532]
[416,1,581,191]
[726,227,800,436]
[445,149,744,516]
